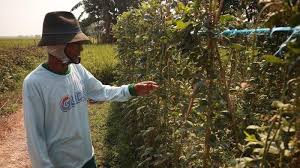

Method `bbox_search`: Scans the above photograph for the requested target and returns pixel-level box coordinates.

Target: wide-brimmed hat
[38,11,90,46]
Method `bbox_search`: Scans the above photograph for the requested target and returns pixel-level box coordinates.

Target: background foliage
[72,0,142,43]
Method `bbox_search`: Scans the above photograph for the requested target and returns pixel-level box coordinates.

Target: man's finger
[146,84,159,90]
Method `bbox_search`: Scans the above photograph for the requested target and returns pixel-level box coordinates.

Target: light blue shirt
[23,64,131,168]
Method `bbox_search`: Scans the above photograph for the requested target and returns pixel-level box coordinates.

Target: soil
[0,109,31,168]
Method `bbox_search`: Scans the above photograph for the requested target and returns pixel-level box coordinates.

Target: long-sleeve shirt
[22,64,132,168]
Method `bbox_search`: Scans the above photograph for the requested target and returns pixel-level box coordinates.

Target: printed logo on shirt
[60,91,86,112]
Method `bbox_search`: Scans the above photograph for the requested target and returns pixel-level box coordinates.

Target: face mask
[65,48,81,64]
[45,45,71,64]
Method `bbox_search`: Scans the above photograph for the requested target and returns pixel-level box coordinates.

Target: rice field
[0,38,38,48]
[81,44,118,71]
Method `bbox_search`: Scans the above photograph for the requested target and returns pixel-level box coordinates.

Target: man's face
[64,42,83,64]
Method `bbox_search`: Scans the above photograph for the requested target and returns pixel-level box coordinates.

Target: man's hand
[134,81,159,96]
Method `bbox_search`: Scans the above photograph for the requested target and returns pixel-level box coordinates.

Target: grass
[103,103,136,168]
[0,90,22,116]
[88,102,111,166]
[89,102,135,168]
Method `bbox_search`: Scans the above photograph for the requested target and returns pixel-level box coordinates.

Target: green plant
[112,0,299,167]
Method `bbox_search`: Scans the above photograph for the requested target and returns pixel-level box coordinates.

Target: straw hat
[38,11,90,46]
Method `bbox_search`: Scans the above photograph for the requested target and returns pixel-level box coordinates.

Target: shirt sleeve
[23,79,54,168]
[79,64,132,102]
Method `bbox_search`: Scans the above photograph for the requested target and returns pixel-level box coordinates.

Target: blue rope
[273,27,300,56]
[220,26,300,37]
[197,26,300,57]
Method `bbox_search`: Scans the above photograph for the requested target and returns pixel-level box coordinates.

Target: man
[23,11,158,168]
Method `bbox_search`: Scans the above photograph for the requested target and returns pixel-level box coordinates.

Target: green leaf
[282,126,295,132]
[271,101,295,111]
[263,55,286,64]
[166,20,173,25]
[253,148,264,154]
[271,101,284,108]
[185,120,194,127]
[137,157,152,167]
[142,35,149,41]
[134,50,143,56]
[177,2,186,11]
[288,46,300,54]
[246,141,264,147]
[265,12,284,28]
[268,145,279,154]
[153,158,167,166]
[136,106,146,113]
[141,147,153,158]
[154,135,161,142]
[235,157,254,163]
[179,155,187,161]
[176,2,191,14]
[231,43,244,50]
[246,125,261,130]
[288,13,300,26]
[142,127,155,136]
[175,20,190,30]
[220,14,236,24]
[199,99,208,106]
[244,131,258,142]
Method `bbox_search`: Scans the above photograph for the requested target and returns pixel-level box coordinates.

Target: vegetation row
[112,0,300,167]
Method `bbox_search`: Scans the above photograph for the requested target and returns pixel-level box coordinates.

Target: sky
[0,0,84,37]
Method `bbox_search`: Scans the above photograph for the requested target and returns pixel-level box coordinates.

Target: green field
[0,38,38,48]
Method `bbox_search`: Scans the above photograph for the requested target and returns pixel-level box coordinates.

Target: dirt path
[0,109,31,168]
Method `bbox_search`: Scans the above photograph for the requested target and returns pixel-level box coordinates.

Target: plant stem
[215,0,224,22]
[215,46,240,150]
